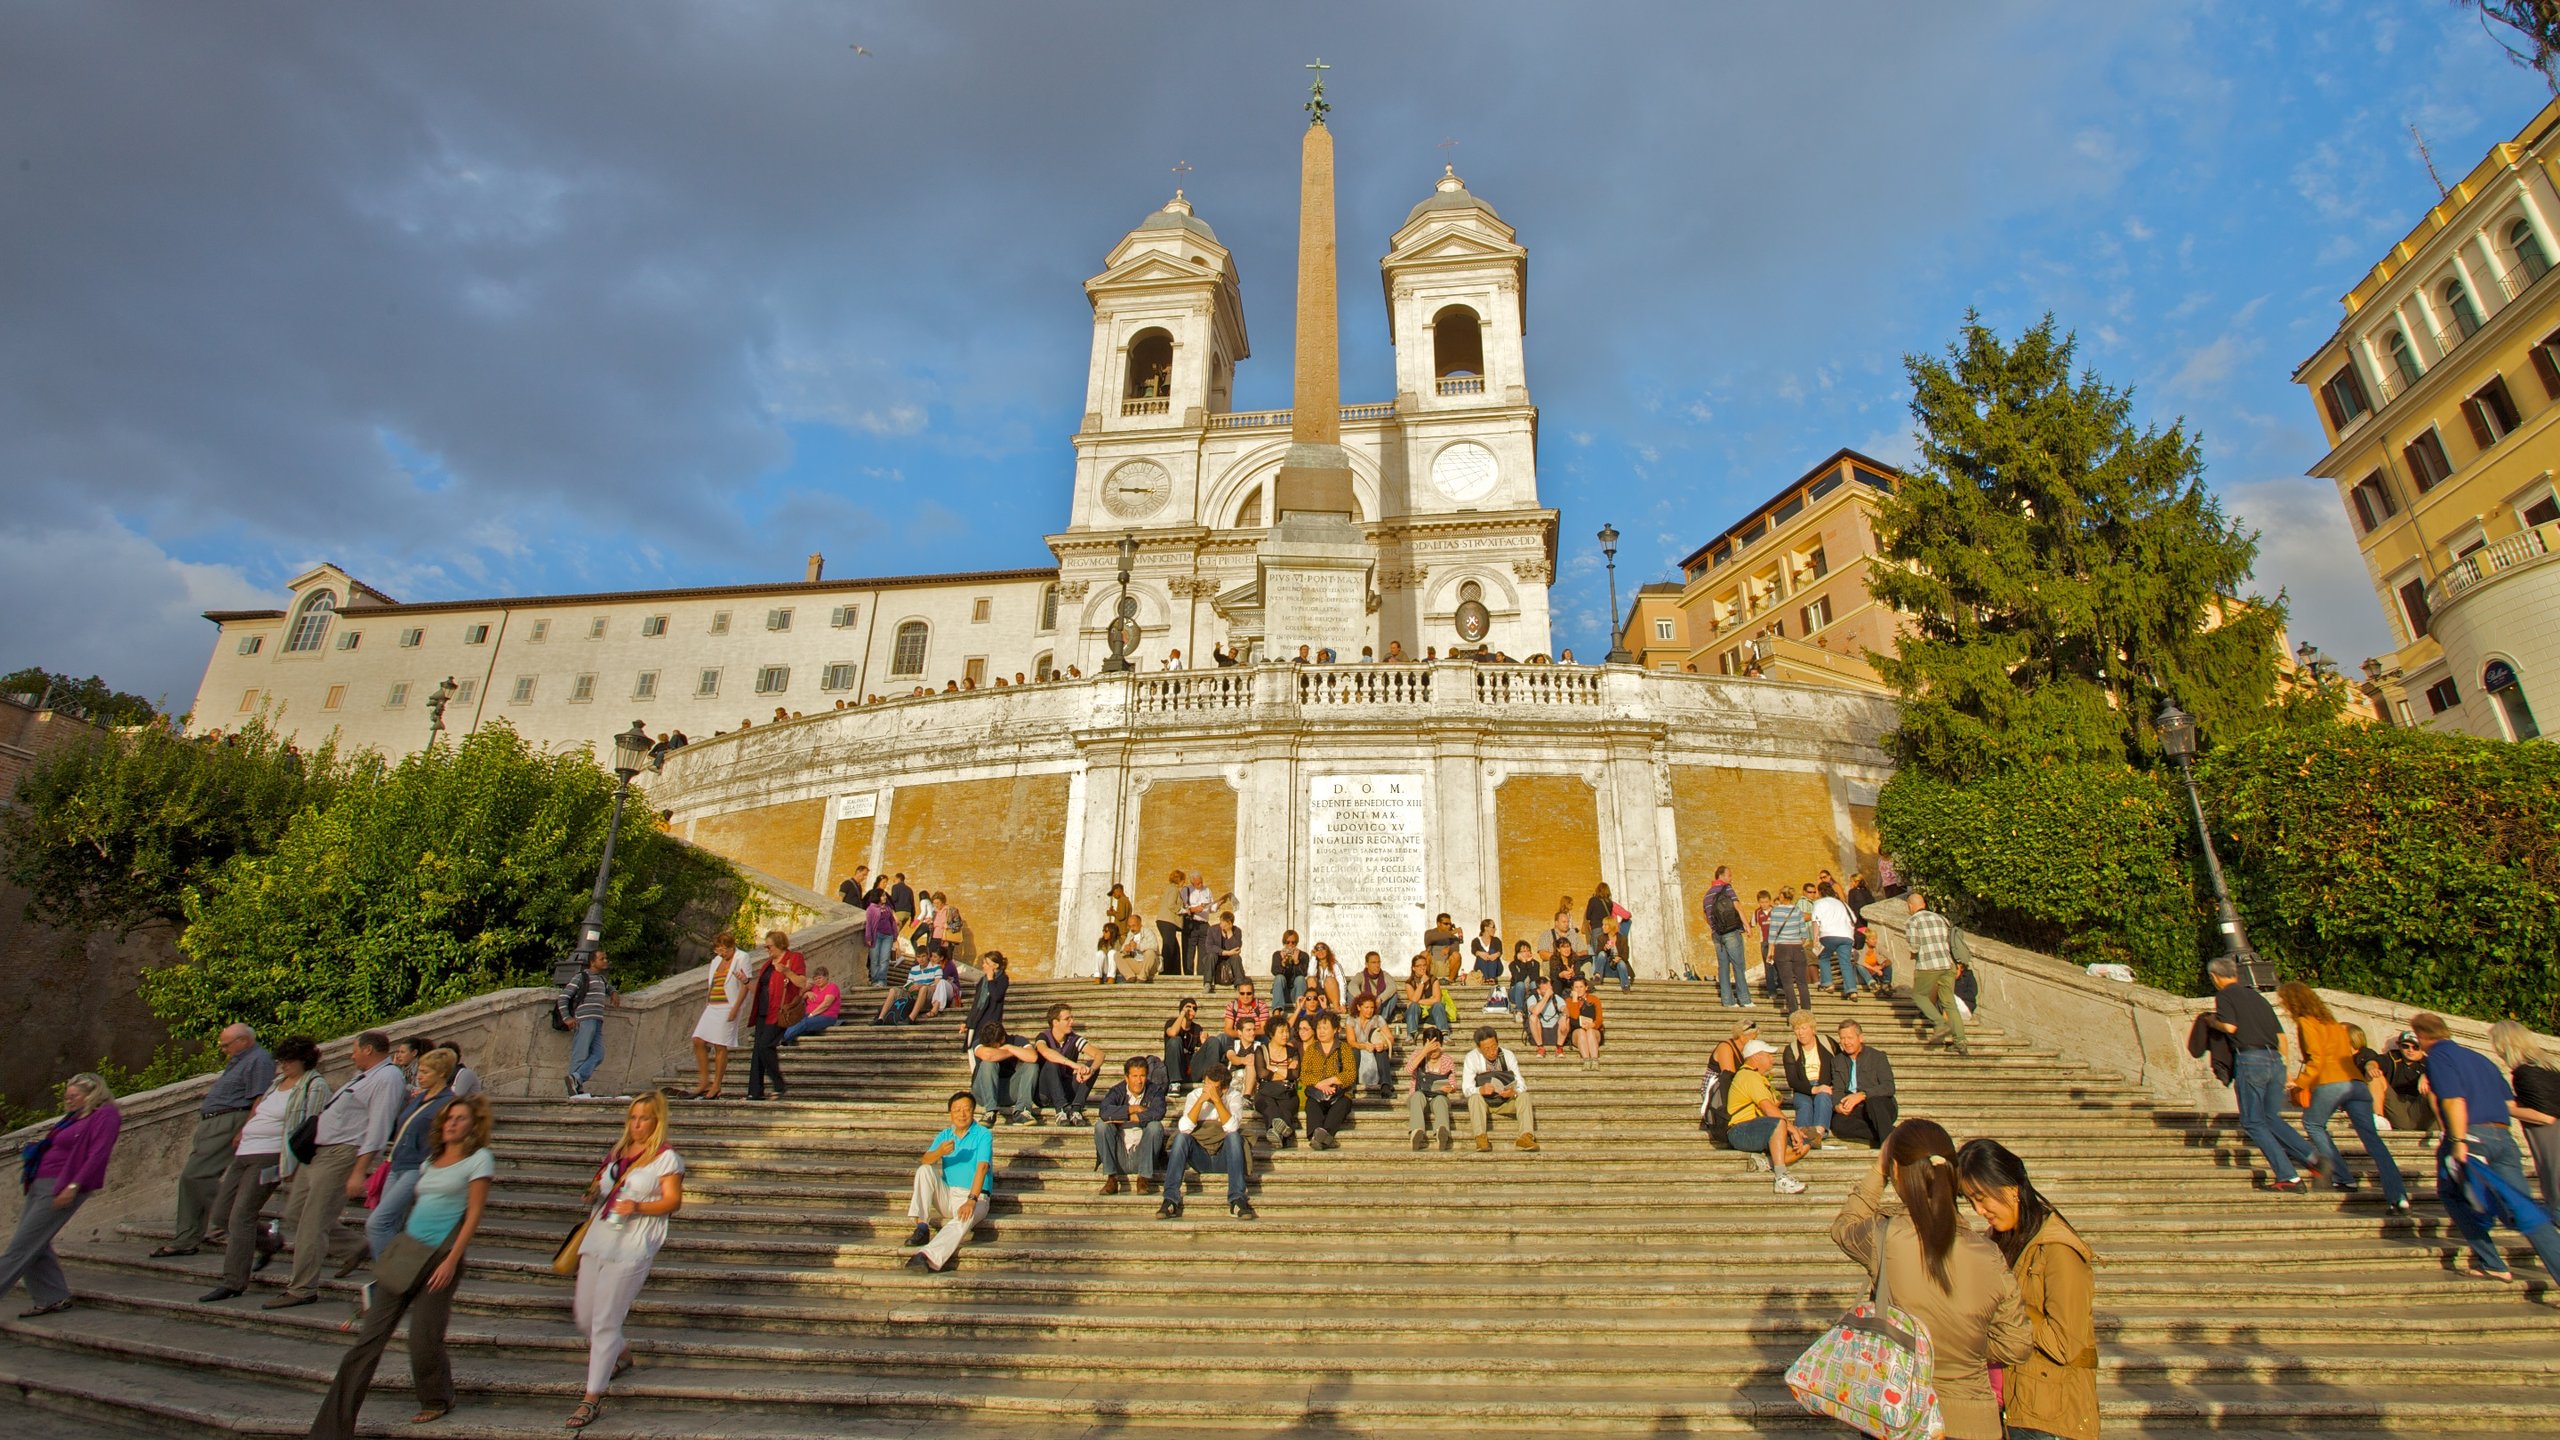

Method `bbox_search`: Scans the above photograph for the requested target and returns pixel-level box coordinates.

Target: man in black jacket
[1093,1057,1168,1195]
[1827,1021,1899,1149]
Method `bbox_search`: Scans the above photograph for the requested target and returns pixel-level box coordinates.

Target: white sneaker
[1747,1153,1772,1172]
[1774,1175,1808,1195]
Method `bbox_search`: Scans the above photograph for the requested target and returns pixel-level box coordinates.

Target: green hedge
[2206,725,2560,1032]
[1874,762,2205,990]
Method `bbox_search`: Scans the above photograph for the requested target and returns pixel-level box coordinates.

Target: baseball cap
[1740,1039,1777,1061]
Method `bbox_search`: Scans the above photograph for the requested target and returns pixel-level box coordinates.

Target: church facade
[187,168,1555,759]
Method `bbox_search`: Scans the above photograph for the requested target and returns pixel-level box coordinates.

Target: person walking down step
[309,1093,494,1436]
[151,1023,272,1259]
[1829,1119,2032,1440]
[1903,891,1972,1057]
[4,1072,121,1319]
[1766,887,1814,1015]
[689,932,752,1101]
[1704,865,1750,1008]
[199,1036,324,1304]
[2411,1012,2560,1290]
[1955,1138,2098,1440]
[567,1092,684,1431]
[362,1049,457,1262]
[268,1031,402,1307]
[2197,958,2317,1192]
[905,1092,993,1274]
[560,950,619,1096]
[746,929,807,1102]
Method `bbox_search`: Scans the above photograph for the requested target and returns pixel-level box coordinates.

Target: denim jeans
[1817,936,1859,996]
[364,1165,423,1258]
[1356,1049,1395,1097]
[2231,1048,2315,1184]
[1094,1120,1164,1177]
[1791,1091,1836,1134]
[971,1057,1036,1113]
[1592,955,1633,991]
[2439,1124,2560,1279]
[2304,1079,2407,1206]
[567,1017,605,1088]
[781,1013,838,1043]
[1270,973,1306,1015]
[1713,930,1748,1007]
[868,934,894,987]
[1506,979,1533,1014]
[1405,998,1451,1039]
[1163,1130,1247,1206]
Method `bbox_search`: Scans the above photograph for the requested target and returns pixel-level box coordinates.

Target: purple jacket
[865,902,897,942]
[33,1103,122,1194]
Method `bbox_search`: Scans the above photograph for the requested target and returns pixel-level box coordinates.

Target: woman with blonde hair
[311,1093,493,1435]
[361,1048,457,1260]
[2277,982,2408,1212]
[3,1071,120,1318]
[2488,1019,2560,1214]
[568,1091,684,1429]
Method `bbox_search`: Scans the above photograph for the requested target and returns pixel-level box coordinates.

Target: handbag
[364,1098,440,1209]
[554,1147,624,1275]
[1786,1218,1946,1439]
[375,1231,444,1298]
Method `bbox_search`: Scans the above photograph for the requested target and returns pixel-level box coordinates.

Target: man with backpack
[558,951,619,1097]
[1704,864,1750,1009]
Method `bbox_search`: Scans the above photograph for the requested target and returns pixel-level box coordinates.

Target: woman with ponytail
[1829,1117,2030,1439]
[1956,1138,2097,1440]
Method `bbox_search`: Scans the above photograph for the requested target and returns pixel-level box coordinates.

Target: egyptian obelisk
[1258,60,1375,660]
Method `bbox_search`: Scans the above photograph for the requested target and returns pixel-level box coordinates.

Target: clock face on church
[1430,441,1500,503]
[1102,459,1172,519]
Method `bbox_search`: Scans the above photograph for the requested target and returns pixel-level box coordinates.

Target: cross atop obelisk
[1305,58,1331,126]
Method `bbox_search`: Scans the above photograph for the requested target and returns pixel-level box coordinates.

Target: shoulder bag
[1785,1217,1946,1439]
[290,1073,354,1166]
[552,1146,625,1275]
[365,1096,442,1208]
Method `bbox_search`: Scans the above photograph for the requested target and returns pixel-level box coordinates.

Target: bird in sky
[849,44,871,56]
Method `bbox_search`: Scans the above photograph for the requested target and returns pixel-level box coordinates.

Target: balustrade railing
[1130,670,1254,714]
[2435,519,2557,604]
[1473,664,1604,706]
[1298,663,1432,706]
[1205,402,1398,431]
[1435,375,1485,396]
[1120,397,1171,418]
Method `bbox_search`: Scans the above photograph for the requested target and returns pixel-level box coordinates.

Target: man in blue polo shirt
[905,1092,993,1273]
[2413,1011,2560,1285]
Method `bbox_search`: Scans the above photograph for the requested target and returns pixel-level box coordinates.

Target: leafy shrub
[2206,724,2560,1032]
[143,724,736,1047]
[1876,762,2205,990]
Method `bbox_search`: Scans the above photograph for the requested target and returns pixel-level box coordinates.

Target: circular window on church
[1430,441,1499,503]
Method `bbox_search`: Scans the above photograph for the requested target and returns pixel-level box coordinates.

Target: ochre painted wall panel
[882,775,1072,975]
[1669,765,1845,968]
[1495,774,1602,959]
[825,817,873,895]
[1133,777,1240,926]
[1848,803,1881,888]
[691,797,827,893]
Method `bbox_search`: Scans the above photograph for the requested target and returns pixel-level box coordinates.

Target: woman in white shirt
[689,931,754,1099]
[568,1092,685,1430]
[202,1035,325,1302]
[1309,943,1346,1008]
[1092,921,1121,985]
[1811,881,1861,998]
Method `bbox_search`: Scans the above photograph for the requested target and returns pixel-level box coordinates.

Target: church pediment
[1386,228,1524,266]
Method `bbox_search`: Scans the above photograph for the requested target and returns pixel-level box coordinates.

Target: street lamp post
[2157,700,2273,990]
[1599,523,1633,664]
[424,676,459,741]
[560,720,657,984]
[1101,532,1140,673]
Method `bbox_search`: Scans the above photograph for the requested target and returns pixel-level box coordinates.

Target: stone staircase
[3,976,2556,1437]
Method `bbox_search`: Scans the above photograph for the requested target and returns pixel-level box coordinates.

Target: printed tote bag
[1785,1218,1945,1439]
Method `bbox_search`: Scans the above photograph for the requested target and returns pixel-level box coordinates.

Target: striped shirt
[1908,909,1957,971]
[1766,901,1811,945]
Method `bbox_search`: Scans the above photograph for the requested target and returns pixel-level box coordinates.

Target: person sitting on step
[1726,1038,1808,1193]
[968,1022,1039,1125]
[1407,1026,1458,1151]
[1298,1013,1358,1149]
[1094,1057,1167,1196]
[1460,1026,1540,1153]
[1031,1003,1105,1126]
[1589,915,1634,993]
[782,968,841,1046]
[1353,952,1401,1029]
[904,1092,992,1273]
[1206,911,1246,990]
[1505,940,1543,1016]
[1402,961,1454,1041]
[1158,1069,1255,1221]
[1269,930,1311,1014]
[1783,1008,1842,1148]
[1564,976,1606,1070]
[1348,993,1398,1098]
[1213,982,1272,1079]
[1309,942,1347,1008]
[1162,998,1207,1084]
[1524,977,1567,1058]
[877,957,945,1025]
[1286,981,1336,1036]
[1828,1021,1900,1149]
[1243,1018,1301,1149]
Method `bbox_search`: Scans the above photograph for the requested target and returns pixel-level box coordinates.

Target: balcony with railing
[2359,254,2558,414]
[1435,375,1485,397]
[1205,402,1400,431]
[1120,397,1171,418]
[2432,518,2560,609]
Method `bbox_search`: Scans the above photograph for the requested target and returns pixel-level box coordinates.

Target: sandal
[410,1405,450,1424]
[565,1398,603,1430]
[612,1352,634,1378]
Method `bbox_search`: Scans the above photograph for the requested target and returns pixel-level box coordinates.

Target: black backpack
[1709,888,1743,935]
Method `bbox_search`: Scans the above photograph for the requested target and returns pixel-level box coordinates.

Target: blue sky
[3,1,2550,706]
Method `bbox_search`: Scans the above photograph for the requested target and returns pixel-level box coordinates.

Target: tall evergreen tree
[1871,314,2284,782]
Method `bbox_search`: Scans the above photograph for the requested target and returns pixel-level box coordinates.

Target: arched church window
[890,621,930,678]
[1431,305,1484,379]
[284,590,337,653]
[1126,329,1174,400]
[1236,485,1263,528]
[1034,653,1054,681]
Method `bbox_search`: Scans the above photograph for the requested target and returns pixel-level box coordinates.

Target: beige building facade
[2294,99,2560,742]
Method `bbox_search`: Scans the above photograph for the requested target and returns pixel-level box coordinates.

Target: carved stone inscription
[1306,773,1429,977]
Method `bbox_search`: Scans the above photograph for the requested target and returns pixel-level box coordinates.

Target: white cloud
[2222,473,2393,663]
[0,513,269,709]
[2124,215,2155,241]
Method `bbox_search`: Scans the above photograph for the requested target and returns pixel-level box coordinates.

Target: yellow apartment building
[2294,100,2560,741]
[1618,448,1906,693]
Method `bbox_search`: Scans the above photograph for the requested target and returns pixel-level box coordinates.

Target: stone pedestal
[1260,512,1373,659]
